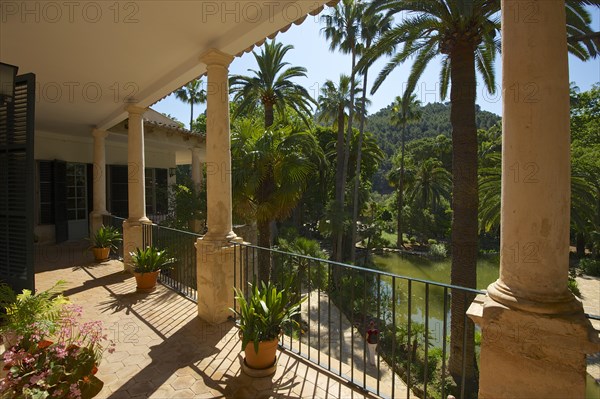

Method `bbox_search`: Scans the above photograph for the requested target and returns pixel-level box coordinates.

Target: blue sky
[154,7,600,127]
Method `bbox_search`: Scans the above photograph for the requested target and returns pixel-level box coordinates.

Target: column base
[195,236,245,324]
[89,211,109,238]
[468,294,600,399]
[122,219,152,273]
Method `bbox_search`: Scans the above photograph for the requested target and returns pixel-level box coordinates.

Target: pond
[373,252,500,290]
[368,253,499,348]
[371,252,600,397]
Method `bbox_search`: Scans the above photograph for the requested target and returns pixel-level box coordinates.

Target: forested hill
[367,102,501,193]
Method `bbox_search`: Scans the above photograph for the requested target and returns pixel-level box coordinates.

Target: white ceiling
[1,0,333,136]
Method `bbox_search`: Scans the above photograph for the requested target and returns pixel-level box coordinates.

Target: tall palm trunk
[333,105,346,261]
[350,68,369,263]
[190,101,194,131]
[448,44,479,396]
[257,166,275,283]
[396,124,407,249]
[265,103,274,128]
[336,48,358,262]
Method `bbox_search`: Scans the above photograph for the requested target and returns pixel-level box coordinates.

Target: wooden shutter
[0,73,36,292]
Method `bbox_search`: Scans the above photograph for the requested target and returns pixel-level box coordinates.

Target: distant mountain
[366,102,501,193]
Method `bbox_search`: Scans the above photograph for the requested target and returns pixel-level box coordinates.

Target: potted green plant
[0,280,69,348]
[88,225,122,262]
[231,281,306,374]
[129,247,175,292]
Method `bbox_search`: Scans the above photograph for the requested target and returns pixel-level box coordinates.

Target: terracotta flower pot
[134,271,160,292]
[92,247,110,262]
[244,338,278,370]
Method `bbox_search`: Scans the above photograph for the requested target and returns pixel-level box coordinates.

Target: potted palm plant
[130,247,175,292]
[88,225,122,262]
[231,281,305,375]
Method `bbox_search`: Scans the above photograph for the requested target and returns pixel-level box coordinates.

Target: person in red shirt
[365,320,379,365]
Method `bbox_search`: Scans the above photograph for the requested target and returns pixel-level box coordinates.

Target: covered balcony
[1,1,599,398]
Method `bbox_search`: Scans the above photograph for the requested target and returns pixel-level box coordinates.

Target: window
[66,163,87,220]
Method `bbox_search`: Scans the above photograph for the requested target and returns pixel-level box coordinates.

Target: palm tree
[406,158,451,212]
[359,0,599,389]
[322,0,365,262]
[174,79,206,131]
[231,119,324,283]
[317,75,362,261]
[229,40,315,128]
[349,9,394,263]
[389,94,422,249]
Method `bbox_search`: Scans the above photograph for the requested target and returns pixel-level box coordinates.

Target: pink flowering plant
[0,304,115,399]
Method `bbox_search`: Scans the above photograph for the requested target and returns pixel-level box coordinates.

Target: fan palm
[174,79,206,131]
[322,0,365,262]
[317,75,363,261]
[389,94,422,249]
[229,40,315,128]
[231,119,324,283]
[360,0,599,389]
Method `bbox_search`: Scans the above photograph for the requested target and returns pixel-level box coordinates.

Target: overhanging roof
[0,0,336,136]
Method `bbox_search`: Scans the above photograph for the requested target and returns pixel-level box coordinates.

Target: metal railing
[102,214,125,259]
[231,242,485,399]
[142,222,201,301]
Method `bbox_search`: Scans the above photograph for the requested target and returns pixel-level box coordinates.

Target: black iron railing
[142,222,201,301]
[231,242,486,399]
[102,214,125,259]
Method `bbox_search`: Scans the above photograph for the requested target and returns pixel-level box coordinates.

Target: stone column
[468,1,599,398]
[191,146,203,190]
[196,49,242,324]
[122,104,151,270]
[89,129,109,235]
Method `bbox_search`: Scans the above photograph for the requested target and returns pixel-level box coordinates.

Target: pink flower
[69,383,81,398]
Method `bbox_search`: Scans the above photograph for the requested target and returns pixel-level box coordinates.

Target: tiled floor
[31,242,600,397]
[34,243,392,399]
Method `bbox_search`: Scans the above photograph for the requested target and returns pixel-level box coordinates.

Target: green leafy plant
[231,281,306,354]
[0,281,69,340]
[88,225,122,250]
[428,243,448,259]
[130,247,175,274]
[579,258,600,277]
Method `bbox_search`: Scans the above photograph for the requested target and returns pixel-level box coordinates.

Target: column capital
[191,146,202,155]
[92,129,109,139]
[200,49,234,68]
[125,104,147,116]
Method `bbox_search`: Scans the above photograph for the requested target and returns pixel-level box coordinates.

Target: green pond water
[371,253,600,396]
[369,253,500,347]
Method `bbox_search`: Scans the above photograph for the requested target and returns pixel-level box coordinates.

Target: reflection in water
[372,253,500,347]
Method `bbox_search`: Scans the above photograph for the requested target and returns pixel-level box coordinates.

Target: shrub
[568,277,582,298]
[428,243,448,259]
[579,258,600,277]
[427,238,438,245]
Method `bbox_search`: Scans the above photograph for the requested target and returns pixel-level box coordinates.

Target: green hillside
[367,102,501,192]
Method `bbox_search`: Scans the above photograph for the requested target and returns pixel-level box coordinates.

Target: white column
[191,146,203,190]
[468,1,599,397]
[196,49,242,324]
[201,49,236,244]
[123,104,151,270]
[89,129,109,235]
[125,104,150,224]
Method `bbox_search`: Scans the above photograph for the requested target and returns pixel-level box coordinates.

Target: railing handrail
[231,241,486,295]
[146,222,203,238]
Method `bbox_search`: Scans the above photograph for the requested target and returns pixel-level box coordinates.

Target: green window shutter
[0,73,36,292]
